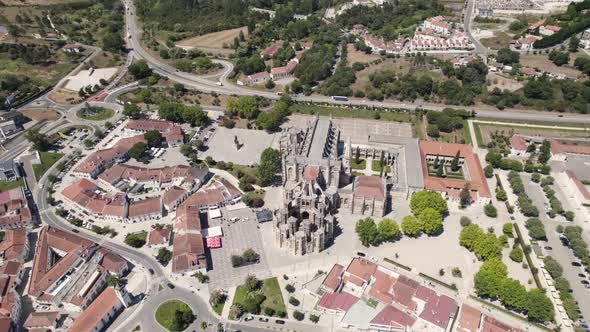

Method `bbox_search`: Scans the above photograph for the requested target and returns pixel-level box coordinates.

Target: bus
[331,96,349,102]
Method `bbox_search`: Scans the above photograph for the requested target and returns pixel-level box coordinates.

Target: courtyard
[201,127,280,166]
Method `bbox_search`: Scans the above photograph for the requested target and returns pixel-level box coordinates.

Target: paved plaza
[207,207,272,290]
[283,114,413,142]
[201,127,280,166]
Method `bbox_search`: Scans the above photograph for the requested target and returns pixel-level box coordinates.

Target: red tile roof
[510,135,528,151]
[370,305,416,329]
[354,176,385,200]
[127,197,161,217]
[550,139,590,155]
[0,261,21,276]
[67,287,122,332]
[528,19,545,30]
[29,226,95,297]
[303,166,320,181]
[345,257,377,283]
[368,268,396,303]
[419,141,491,199]
[322,264,344,291]
[0,187,32,227]
[74,135,146,174]
[481,316,523,332]
[0,276,16,320]
[126,119,183,143]
[0,227,27,261]
[162,186,187,206]
[148,228,171,246]
[261,43,281,57]
[418,291,457,329]
[24,311,60,328]
[318,292,358,312]
[456,304,482,332]
[172,233,206,273]
[100,251,128,274]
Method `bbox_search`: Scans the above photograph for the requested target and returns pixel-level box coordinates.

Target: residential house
[237,71,270,85]
[0,160,20,182]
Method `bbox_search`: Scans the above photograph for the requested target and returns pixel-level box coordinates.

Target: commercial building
[0,160,20,182]
[419,141,491,204]
[67,287,128,332]
[125,119,184,147]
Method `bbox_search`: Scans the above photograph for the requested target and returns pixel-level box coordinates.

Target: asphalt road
[522,175,590,321]
[463,0,488,56]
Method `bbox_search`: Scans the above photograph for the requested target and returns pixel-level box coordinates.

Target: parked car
[148,268,154,275]
[244,316,254,322]
[259,317,269,322]
[581,280,589,285]
[356,251,366,257]
[573,261,582,267]
[544,246,552,250]
[275,320,285,325]
[579,273,586,278]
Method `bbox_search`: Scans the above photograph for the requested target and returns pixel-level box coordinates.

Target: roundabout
[155,299,195,332]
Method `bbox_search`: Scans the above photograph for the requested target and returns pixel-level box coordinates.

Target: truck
[331,96,349,102]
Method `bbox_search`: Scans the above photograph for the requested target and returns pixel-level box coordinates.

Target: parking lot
[206,207,272,290]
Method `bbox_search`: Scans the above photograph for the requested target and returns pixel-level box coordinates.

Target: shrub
[502,223,513,237]
[460,216,472,227]
[293,311,304,321]
[310,314,320,323]
[285,284,295,293]
[289,296,300,306]
[484,203,498,218]
[264,307,275,316]
[509,247,523,262]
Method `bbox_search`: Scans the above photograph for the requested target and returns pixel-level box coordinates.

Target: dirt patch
[48,88,82,105]
[480,31,513,50]
[176,27,248,49]
[347,44,381,64]
[87,51,124,69]
[520,54,585,78]
[19,108,60,121]
[487,73,523,92]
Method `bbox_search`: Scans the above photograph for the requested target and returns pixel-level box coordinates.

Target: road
[122,0,590,125]
[522,175,590,321]
[463,0,488,56]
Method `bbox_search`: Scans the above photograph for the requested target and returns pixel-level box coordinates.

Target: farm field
[520,54,587,78]
[480,31,512,50]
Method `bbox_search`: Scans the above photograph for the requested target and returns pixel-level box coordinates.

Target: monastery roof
[354,176,385,200]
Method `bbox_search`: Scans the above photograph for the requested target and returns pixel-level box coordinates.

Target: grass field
[19,108,61,121]
[351,159,366,170]
[155,300,193,331]
[291,104,413,123]
[347,44,381,64]
[0,178,24,192]
[475,122,590,146]
[33,152,64,180]
[232,277,286,317]
[176,27,248,49]
[480,31,513,50]
[76,107,114,121]
[520,53,586,78]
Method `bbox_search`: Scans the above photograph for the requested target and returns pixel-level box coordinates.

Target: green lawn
[212,301,225,315]
[371,160,383,172]
[76,107,115,121]
[232,277,286,318]
[462,120,473,145]
[351,159,366,170]
[33,152,65,180]
[0,178,24,192]
[155,300,193,331]
[291,104,413,122]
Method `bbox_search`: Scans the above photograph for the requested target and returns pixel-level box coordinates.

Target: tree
[289,296,300,306]
[502,223,513,237]
[377,218,400,243]
[410,190,447,216]
[499,278,528,310]
[129,142,149,162]
[210,290,227,306]
[310,314,320,323]
[355,146,360,164]
[460,216,472,227]
[496,187,507,201]
[229,304,243,319]
[176,58,194,72]
[401,215,421,237]
[543,256,563,279]
[548,50,570,66]
[156,248,172,265]
[123,103,143,119]
[128,60,152,79]
[144,130,163,148]
[293,311,304,321]
[244,275,261,292]
[25,128,50,151]
[484,203,498,218]
[257,148,281,186]
[418,208,443,235]
[451,150,460,171]
[509,247,523,262]
[355,217,378,246]
[496,48,520,65]
[484,165,493,178]
[569,35,580,52]
[526,289,555,322]
[106,275,119,287]
[460,184,471,208]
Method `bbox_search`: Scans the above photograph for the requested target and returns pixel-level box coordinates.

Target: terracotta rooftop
[74,135,146,174]
[345,257,377,283]
[0,227,27,261]
[174,205,202,233]
[456,304,482,332]
[62,179,127,218]
[67,287,121,332]
[0,187,32,227]
[99,250,128,274]
[419,141,491,199]
[418,289,458,329]
[370,305,416,329]
[550,139,590,156]
[261,42,281,57]
[0,276,16,319]
[354,176,385,200]
[528,19,545,30]
[162,186,188,206]
[126,119,183,143]
[318,292,359,312]
[29,226,95,297]
[322,264,344,291]
[24,311,60,328]
[510,135,528,151]
[172,233,206,273]
[303,166,320,181]
[481,315,523,332]
[368,268,396,303]
[127,197,161,217]
[148,228,171,246]
[0,261,21,276]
